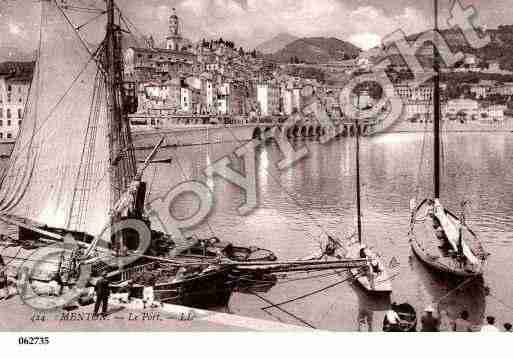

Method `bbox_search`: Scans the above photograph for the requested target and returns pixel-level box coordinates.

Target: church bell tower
[166,8,182,51]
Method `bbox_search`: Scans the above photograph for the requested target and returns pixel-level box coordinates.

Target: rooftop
[0,61,34,82]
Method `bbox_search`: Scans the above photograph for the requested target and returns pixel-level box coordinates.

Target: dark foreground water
[143,131,513,330]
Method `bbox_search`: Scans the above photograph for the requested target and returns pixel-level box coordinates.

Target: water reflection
[142,132,513,330]
[352,281,391,331]
[0,130,506,330]
[409,254,486,326]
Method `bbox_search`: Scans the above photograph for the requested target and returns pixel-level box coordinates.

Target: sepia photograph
[0,1,512,352]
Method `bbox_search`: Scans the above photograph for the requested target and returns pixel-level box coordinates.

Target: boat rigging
[408,0,488,277]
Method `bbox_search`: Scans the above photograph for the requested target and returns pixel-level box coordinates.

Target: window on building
[7,133,11,139]
[7,85,12,92]
[0,120,2,126]
[18,109,22,119]
[0,109,2,118]
[6,109,11,119]
[7,94,11,103]
[7,120,11,126]
[0,133,3,139]
[18,120,22,126]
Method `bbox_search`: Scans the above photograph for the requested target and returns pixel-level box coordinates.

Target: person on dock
[503,323,512,332]
[480,316,499,332]
[0,256,8,301]
[94,271,111,316]
[453,310,472,332]
[420,305,440,332]
[439,310,453,331]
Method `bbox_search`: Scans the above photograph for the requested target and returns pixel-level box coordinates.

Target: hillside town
[2,9,513,141]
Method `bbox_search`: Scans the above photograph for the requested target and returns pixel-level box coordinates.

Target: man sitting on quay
[421,305,440,332]
[453,310,472,332]
[481,315,500,332]
[480,316,500,332]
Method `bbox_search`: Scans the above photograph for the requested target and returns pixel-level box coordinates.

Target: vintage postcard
[0,0,512,344]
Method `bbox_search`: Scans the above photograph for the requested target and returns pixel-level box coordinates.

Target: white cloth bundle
[433,200,478,265]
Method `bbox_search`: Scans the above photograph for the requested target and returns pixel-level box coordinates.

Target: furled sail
[0,0,128,236]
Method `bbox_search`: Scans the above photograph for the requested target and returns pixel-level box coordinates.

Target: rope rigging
[75,10,107,31]
[413,95,432,202]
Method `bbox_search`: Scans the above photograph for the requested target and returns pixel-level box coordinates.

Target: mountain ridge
[256,32,298,54]
[269,37,361,63]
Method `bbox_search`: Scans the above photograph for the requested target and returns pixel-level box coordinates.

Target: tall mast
[106,0,121,217]
[355,96,362,245]
[105,0,137,219]
[433,0,441,199]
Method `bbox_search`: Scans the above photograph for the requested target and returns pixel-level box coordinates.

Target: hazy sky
[0,0,511,51]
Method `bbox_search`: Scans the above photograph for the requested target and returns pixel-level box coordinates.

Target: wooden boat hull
[153,267,236,309]
[346,242,392,293]
[409,199,485,278]
[229,269,278,293]
[410,236,483,278]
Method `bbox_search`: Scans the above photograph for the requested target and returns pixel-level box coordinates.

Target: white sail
[0,0,112,236]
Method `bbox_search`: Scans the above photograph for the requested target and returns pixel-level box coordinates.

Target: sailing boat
[408,0,487,277]
[344,91,392,293]
[0,0,140,245]
[0,0,236,309]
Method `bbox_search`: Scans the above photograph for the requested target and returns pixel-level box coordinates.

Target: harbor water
[2,131,513,330]
[141,131,513,330]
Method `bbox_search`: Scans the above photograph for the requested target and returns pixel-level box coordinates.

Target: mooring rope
[249,290,316,329]
[260,271,354,310]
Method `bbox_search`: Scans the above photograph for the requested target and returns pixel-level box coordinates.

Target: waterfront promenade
[0,295,305,332]
[388,118,513,133]
[1,120,512,158]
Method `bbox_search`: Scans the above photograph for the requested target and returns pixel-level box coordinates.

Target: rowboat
[179,236,277,263]
[383,303,417,332]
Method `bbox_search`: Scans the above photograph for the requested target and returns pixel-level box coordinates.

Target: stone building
[469,80,496,99]
[0,62,32,140]
[137,78,182,115]
[123,9,195,82]
[256,81,280,117]
[124,47,196,82]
